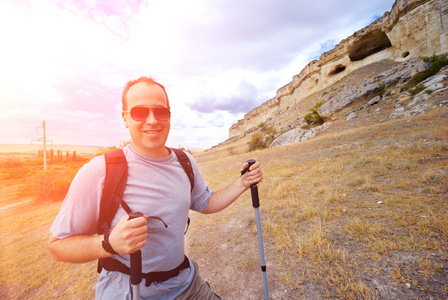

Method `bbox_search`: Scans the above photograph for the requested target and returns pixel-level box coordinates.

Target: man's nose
[145,110,158,124]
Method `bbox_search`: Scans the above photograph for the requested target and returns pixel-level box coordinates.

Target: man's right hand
[108,214,148,254]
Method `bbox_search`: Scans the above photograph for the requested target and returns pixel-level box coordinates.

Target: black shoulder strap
[171,148,194,235]
[98,148,128,234]
[171,148,194,193]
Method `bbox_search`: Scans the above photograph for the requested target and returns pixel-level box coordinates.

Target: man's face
[122,82,171,157]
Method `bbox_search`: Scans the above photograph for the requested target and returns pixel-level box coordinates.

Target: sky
[0,0,396,149]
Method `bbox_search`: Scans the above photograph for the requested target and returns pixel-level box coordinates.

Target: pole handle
[128,211,143,220]
[250,185,260,208]
[128,212,143,286]
[241,159,256,178]
[241,159,260,208]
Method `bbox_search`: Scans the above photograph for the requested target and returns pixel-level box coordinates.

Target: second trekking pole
[242,159,269,299]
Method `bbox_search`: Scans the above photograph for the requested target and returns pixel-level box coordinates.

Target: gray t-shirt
[50,145,213,299]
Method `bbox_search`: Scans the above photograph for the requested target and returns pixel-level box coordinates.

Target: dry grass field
[0,145,100,299]
[0,104,447,299]
[187,105,447,299]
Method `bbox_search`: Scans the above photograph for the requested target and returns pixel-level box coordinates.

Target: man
[48,77,263,299]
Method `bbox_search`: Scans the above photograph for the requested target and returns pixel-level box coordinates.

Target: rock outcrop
[318,58,429,119]
[229,0,448,138]
[269,66,448,148]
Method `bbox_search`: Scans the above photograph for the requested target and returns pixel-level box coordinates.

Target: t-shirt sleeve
[50,156,106,239]
[187,153,214,212]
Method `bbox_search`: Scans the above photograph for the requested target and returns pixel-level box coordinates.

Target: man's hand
[201,160,263,214]
[108,214,148,254]
[241,160,263,188]
[48,214,148,263]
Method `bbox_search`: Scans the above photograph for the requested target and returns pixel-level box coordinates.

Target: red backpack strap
[98,148,128,234]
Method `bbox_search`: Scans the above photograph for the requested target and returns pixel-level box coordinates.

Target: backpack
[97,147,195,235]
[96,147,194,276]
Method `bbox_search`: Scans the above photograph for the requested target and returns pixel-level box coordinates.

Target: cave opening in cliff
[329,65,346,76]
[348,30,392,61]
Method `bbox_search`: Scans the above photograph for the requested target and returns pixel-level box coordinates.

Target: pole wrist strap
[102,231,118,255]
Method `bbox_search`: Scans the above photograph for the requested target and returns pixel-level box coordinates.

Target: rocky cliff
[229,0,448,138]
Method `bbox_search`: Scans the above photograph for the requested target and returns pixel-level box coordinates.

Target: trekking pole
[242,159,269,299]
[128,212,143,300]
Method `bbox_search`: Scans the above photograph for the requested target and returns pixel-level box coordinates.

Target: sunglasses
[124,106,171,122]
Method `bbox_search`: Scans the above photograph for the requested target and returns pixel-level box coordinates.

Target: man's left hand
[241,161,263,188]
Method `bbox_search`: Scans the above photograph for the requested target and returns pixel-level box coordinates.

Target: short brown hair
[122,77,170,110]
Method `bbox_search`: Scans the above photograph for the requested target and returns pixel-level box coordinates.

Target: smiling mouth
[143,130,161,135]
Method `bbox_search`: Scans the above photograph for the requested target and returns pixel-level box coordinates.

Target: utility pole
[32,120,53,171]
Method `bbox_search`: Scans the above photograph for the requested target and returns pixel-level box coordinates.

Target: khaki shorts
[176,261,223,300]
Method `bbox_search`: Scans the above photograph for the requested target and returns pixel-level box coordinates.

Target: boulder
[346,112,357,120]
[421,74,447,88]
[403,104,434,118]
[368,96,381,106]
[270,128,317,147]
[407,92,429,107]
[389,107,405,118]
[397,92,412,102]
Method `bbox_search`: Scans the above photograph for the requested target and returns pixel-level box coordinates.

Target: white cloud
[0,0,396,149]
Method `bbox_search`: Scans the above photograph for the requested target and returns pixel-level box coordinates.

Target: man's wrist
[102,232,118,255]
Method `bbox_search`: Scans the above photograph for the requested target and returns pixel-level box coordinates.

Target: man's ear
[122,111,129,128]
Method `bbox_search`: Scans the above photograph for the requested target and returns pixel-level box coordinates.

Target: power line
[31,120,53,171]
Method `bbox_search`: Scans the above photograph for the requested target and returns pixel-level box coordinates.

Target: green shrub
[0,157,41,180]
[409,84,425,95]
[376,84,386,96]
[422,54,448,78]
[248,133,268,152]
[248,125,277,152]
[304,102,324,126]
[405,54,448,90]
[25,170,77,203]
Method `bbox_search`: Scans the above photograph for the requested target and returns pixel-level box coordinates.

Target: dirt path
[0,199,32,213]
[0,181,34,215]
[186,204,289,299]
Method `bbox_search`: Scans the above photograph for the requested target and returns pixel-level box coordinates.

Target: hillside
[212,56,447,154]
[184,53,448,298]
[187,63,447,298]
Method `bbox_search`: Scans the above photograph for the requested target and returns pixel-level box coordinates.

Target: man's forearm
[48,234,111,263]
[201,177,247,214]
[202,160,263,214]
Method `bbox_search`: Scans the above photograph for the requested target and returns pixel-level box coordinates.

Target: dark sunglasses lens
[130,107,149,121]
[129,107,170,121]
[154,108,171,121]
